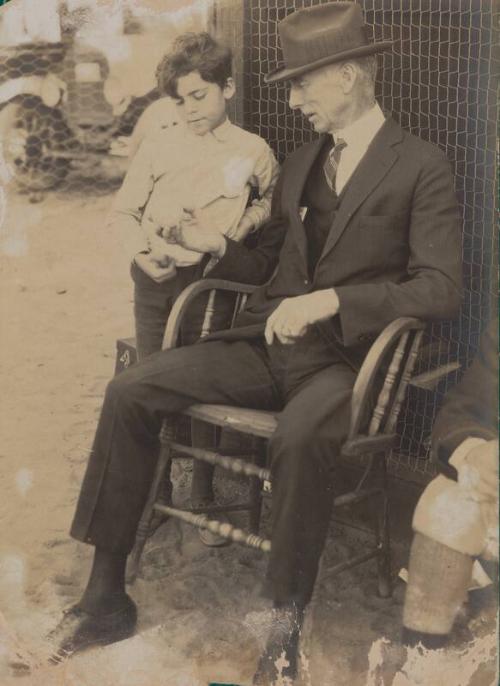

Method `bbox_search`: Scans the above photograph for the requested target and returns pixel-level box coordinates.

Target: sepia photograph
[0,0,497,685]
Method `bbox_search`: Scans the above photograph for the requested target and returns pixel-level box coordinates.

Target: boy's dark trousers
[70,330,356,606]
[131,260,204,358]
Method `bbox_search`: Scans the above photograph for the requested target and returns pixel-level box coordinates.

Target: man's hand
[458,439,499,502]
[227,215,254,242]
[265,290,339,345]
[169,208,226,258]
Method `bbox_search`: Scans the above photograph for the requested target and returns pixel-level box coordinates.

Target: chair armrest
[163,278,257,350]
[348,317,426,440]
[342,433,398,457]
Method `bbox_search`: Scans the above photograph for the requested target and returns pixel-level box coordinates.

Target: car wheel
[0,96,72,191]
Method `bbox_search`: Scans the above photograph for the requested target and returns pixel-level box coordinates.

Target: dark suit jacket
[209,117,462,366]
[433,320,498,478]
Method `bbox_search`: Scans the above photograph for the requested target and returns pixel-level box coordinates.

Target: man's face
[288,65,348,133]
[174,71,234,136]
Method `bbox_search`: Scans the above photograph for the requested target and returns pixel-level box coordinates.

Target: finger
[165,226,177,243]
[264,321,275,346]
[475,482,498,501]
[276,331,295,345]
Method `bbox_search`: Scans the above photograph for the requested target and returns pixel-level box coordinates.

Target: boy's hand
[147,234,173,265]
[172,208,226,258]
[134,252,176,282]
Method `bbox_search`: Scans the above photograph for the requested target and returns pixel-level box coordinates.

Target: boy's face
[174,71,235,135]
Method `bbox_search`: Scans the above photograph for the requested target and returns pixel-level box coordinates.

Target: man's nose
[288,84,302,110]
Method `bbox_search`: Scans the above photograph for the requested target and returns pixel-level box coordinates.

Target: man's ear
[223,77,236,101]
[339,63,357,94]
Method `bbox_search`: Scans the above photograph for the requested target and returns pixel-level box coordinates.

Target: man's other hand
[171,208,227,258]
[265,290,339,345]
[459,439,499,502]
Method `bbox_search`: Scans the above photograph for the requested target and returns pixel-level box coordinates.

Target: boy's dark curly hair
[157,32,233,98]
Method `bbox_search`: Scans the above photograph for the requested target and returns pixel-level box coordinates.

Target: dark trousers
[71,331,356,606]
[131,260,204,360]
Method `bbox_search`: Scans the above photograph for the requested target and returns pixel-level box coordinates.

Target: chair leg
[249,438,267,534]
[190,419,218,505]
[375,454,392,598]
[127,440,173,584]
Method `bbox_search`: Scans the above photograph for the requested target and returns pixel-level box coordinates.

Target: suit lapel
[286,136,327,262]
[316,118,403,268]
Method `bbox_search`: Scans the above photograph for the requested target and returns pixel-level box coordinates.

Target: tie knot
[333,137,347,152]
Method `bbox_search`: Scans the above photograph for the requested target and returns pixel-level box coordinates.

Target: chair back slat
[384,330,424,434]
[229,292,249,330]
[368,332,409,436]
[239,293,248,313]
[200,290,217,338]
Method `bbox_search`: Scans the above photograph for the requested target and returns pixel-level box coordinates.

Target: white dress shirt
[332,102,386,194]
[111,118,279,266]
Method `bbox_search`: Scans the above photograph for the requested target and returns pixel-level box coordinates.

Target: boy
[112,32,279,359]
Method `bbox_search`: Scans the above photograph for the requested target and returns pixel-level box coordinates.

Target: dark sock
[401,626,448,650]
[79,548,129,615]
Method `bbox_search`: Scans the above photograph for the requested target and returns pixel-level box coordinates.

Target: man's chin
[307,117,327,133]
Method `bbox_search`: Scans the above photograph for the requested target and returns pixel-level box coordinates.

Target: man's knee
[104,368,145,412]
[270,418,337,475]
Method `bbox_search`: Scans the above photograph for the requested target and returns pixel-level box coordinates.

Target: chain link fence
[217,0,498,480]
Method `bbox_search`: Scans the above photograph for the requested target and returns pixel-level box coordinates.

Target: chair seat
[185,404,279,439]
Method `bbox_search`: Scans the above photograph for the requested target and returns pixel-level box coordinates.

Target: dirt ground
[0,178,497,686]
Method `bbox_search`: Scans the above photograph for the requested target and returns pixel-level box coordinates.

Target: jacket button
[304,279,309,285]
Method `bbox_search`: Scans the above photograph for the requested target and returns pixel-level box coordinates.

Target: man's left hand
[265,290,339,345]
[170,209,226,258]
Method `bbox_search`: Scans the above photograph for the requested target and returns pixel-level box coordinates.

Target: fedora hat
[265,2,392,84]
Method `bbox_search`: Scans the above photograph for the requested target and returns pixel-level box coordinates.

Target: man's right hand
[458,439,499,502]
[171,209,227,258]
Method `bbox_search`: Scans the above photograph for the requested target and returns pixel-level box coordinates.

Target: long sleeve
[107,137,156,260]
[208,170,287,285]
[232,142,280,239]
[432,320,498,474]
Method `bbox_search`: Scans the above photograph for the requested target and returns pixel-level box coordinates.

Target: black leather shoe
[47,594,137,663]
[252,604,304,685]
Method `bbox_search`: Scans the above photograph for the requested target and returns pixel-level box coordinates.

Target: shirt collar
[211,117,233,142]
[333,103,385,149]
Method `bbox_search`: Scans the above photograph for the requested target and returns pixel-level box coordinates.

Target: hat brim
[264,40,393,84]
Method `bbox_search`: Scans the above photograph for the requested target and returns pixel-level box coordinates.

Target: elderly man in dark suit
[52,3,462,683]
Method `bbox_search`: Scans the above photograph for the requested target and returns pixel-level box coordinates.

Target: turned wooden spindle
[368,332,409,436]
[169,441,271,481]
[200,289,217,338]
[385,331,423,433]
[154,504,272,552]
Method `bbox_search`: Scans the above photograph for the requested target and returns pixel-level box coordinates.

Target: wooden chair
[128,278,426,597]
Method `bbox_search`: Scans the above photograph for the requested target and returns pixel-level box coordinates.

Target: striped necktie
[323,138,347,192]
